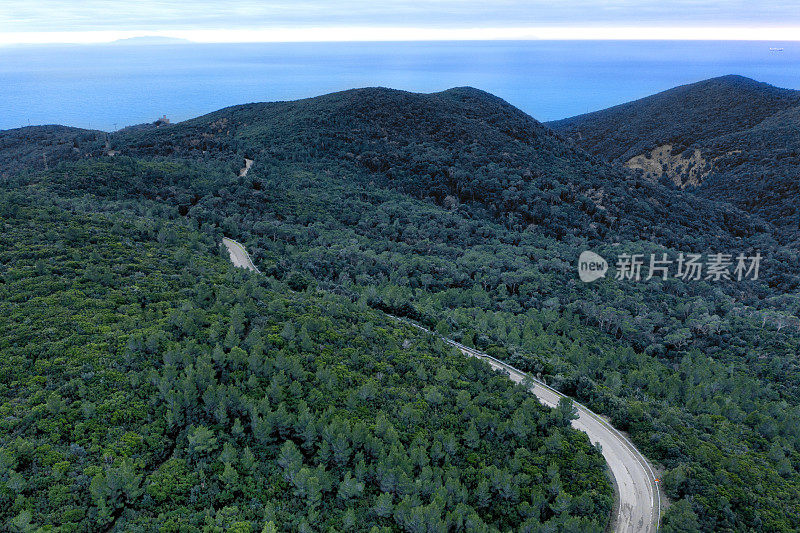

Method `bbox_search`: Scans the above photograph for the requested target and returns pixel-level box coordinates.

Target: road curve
[221,238,660,532]
[222,237,260,273]
[398,318,660,533]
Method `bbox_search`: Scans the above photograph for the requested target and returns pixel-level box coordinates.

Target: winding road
[222,237,660,532]
[402,320,661,533]
[222,237,261,273]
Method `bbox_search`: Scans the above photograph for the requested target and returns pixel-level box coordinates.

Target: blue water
[1,40,798,131]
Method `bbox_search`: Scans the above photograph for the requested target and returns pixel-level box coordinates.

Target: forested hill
[0,125,104,174]
[19,85,778,249]
[547,75,800,231]
[4,86,800,531]
[548,75,800,162]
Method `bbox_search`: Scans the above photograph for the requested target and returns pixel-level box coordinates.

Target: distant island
[110,36,192,45]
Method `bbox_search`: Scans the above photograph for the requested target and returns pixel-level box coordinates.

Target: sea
[1,40,798,131]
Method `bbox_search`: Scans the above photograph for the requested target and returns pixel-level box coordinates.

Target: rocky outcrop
[625,144,708,188]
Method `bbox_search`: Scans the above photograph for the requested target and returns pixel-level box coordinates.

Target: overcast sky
[3,1,800,43]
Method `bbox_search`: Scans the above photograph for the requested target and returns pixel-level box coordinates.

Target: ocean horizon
[1,39,798,131]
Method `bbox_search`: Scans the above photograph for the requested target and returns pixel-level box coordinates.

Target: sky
[2,0,800,44]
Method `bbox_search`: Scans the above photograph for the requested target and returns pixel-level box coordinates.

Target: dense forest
[2,82,800,531]
[0,193,612,531]
[549,75,800,232]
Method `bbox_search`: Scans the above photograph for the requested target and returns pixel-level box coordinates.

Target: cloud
[2,1,799,42]
[4,0,800,31]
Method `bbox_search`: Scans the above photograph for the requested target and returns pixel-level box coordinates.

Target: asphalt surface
[222,237,260,273]
[221,238,660,532]
[411,323,661,533]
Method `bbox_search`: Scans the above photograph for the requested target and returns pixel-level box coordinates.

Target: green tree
[662,500,701,533]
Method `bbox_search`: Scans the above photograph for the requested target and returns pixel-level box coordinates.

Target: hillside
[3,87,800,531]
[548,75,800,230]
[0,194,613,531]
[548,75,800,162]
[696,105,800,229]
[72,86,783,248]
[0,125,104,175]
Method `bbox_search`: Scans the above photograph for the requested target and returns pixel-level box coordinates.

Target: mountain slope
[548,75,800,230]
[4,86,775,248]
[0,193,613,531]
[697,105,800,229]
[4,86,800,531]
[96,86,782,250]
[548,75,800,162]
[0,125,104,175]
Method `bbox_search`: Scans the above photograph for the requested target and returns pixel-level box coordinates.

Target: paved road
[221,238,660,532]
[222,237,260,273]
[238,158,254,177]
[401,319,661,533]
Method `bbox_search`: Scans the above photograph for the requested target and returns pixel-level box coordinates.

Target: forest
[2,82,800,531]
[549,75,800,232]
[0,193,612,531]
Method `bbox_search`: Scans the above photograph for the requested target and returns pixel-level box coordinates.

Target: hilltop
[103,86,776,248]
[0,125,103,174]
[548,75,800,229]
[548,75,800,162]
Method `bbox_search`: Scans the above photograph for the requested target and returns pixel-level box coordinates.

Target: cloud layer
[4,0,800,32]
